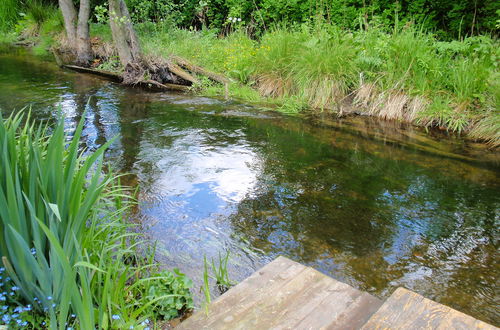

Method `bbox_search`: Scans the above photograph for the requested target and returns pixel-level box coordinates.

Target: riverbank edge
[4,24,499,149]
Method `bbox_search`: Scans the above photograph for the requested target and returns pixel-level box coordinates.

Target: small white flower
[238,18,242,22]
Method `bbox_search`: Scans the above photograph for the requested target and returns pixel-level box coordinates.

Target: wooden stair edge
[360,287,498,330]
[176,257,497,330]
[176,256,382,330]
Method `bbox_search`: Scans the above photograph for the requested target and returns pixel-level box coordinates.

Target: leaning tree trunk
[109,0,141,67]
[75,0,92,66]
[58,0,77,48]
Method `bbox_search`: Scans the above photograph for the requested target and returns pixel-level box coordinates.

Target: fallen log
[63,64,123,82]
[62,65,189,92]
[171,55,230,85]
[139,79,190,92]
[166,61,199,85]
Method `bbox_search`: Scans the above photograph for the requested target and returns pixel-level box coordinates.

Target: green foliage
[201,251,233,315]
[13,1,62,41]
[0,0,20,31]
[94,3,109,24]
[130,269,194,320]
[113,0,500,39]
[97,56,123,72]
[0,111,193,328]
[210,251,232,291]
[202,256,211,314]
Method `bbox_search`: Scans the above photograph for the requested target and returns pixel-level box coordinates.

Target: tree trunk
[109,0,141,66]
[76,0,92,66]
[58,0,77,47]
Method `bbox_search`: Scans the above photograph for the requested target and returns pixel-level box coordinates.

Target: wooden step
[176,256,382,330]
[361,287,497,329]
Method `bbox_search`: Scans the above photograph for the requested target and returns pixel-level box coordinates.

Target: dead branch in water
[166,61,199,85]
[170,55,230,85]
[63,64,122,82]
[62,64,189,92]
[140,79,190,92]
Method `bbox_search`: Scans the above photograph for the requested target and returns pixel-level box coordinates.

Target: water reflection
[0,47,499,325]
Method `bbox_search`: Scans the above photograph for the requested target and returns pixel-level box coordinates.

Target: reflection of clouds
[142,129,259,204]
[56,94,77,117]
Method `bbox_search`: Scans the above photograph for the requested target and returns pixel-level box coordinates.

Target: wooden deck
[177,256,497,330]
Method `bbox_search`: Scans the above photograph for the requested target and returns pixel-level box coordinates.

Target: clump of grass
[210,251,233,293]
[201,251,233,314]
[15,1,62,41]
[470,113,500,148]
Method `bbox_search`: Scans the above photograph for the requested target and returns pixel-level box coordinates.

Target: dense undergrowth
[0,111,193,329]
[1,2,499,147]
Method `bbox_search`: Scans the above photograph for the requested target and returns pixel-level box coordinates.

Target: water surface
[0,46,498,325]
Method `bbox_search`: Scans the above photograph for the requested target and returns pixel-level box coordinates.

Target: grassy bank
[2,9,499,147]
[110,22,500,147]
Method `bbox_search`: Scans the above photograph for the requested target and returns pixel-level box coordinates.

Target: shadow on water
[0,46,499,325]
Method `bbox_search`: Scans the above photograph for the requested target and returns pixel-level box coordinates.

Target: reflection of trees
[117,92,150,174]
[71,74,107,151]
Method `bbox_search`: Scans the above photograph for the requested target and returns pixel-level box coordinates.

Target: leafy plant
[0,110,193,328]
[130,269,194,320]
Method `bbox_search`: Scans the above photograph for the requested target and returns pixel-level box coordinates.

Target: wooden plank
[229,267,381,330]
[361,287,497,330]
[226,267,331,329]
[177,257,383,330]
[296,290,382,329]
[176,256,308,330]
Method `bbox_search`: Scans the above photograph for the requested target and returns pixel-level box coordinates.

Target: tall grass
[0,0,19,31]
[132,22,499,145]
[0,111,193,328]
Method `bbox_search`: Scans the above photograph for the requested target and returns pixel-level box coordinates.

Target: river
[0,46,498,325]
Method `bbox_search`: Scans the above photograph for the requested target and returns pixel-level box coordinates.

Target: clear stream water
[0,46,499,325]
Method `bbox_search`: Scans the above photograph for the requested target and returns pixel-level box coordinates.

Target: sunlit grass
[129,22,499,143]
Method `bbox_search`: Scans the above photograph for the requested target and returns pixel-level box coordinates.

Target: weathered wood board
[176,256,497,329]
[176,256,382,330]
[360,287,497,330]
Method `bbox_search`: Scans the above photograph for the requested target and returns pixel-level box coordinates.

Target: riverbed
[0,46,498,325]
